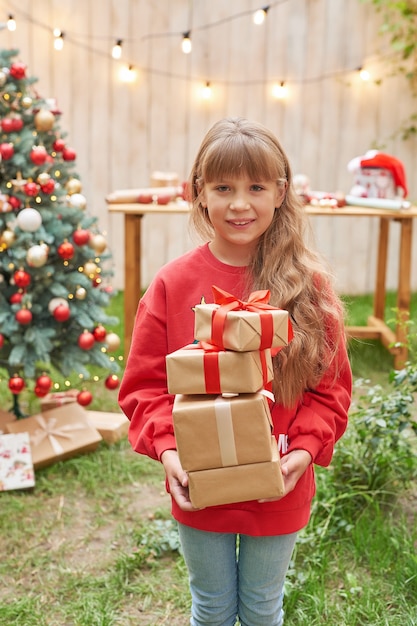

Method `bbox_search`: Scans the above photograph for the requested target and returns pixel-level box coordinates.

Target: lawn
[0,291,416,626]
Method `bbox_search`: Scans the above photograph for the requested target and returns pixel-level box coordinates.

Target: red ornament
[1,118,14,133]
[30,146,48,166]
[104,374,120,390]
[53,304,71,322]
[8,375,25,394]
[93,325,107,341]
[137,193,153,204]
[11,117,23,132]
[8,196,21,210]
[16,308,32,324]
[77,390,93,406]
[13,269,31,288]
[10,292,23,304]
[62,147,76,161]
[23,182,40,197]
[0,143,14,160]
[40,179,55,194]
[72,228,90,246]
[78,331,95,350]
[157,195,171,205]
[0,333,4,349]
[57,241,75,260]
[9,62,27,80]
[53,138,65,152]
[34,385,49,398]
[36,374,53,392]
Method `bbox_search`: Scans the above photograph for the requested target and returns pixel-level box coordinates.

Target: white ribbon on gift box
[214,395,238,466]
[31,416,87,455]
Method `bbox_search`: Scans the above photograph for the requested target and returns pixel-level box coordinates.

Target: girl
[118,117,352,626]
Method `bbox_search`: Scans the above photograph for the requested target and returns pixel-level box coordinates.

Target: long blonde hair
[189,117,346,407]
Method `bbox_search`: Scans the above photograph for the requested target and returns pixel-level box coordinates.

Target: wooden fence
[2,0,417,295]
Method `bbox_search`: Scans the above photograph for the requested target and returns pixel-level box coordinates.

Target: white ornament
[27,244,48,267]
[105,332,121,352]
[68,193,87,209]
[17,207,42,232]
[48,297,69,313]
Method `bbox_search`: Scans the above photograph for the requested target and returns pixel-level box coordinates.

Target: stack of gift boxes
[166,286,293,508]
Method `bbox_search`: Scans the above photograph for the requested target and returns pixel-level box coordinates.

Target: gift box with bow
[173,392,274,472]
[188,436,284,508]
[194,286,293,352]
[166,343,273,395]
[6,404,102,469]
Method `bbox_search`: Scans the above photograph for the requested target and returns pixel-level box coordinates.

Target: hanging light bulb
[272,81,288,99]
[181,31,192,54]
[7,14,16,31]
[53,29,64,51]
[112,39,123,59]
[358,66,370,81]
[202,81,212,99]
[253,6,269,25]
[119,64,137,83]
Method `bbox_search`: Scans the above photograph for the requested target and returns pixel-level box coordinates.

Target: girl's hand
[160,449,200,511]
[259,448,312,502]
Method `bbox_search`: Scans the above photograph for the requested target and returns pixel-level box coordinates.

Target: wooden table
[107,199,417,367]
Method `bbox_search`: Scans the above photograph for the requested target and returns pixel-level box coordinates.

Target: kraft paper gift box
[173,392,273,472]
[40,389,79,411]
[0,409,16,434]
[166,344,273,395]
[86,410,129,443]
[6,403,102,469]
[194,287,292,352]
[0,432,35,491]
[188,436,284,508]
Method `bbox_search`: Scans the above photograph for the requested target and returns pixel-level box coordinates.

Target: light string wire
[0,0,399,89]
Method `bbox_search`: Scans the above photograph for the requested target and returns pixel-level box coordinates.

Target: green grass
[0,292,416,625]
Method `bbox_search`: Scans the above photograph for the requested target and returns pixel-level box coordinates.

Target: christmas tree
[0,49,120,417]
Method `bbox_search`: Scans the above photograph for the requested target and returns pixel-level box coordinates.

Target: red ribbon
[210,285,293,350]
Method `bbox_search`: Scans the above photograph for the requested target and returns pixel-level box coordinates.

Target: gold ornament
[105,332,121,352]
[37,172,51,186]
[0,229,15,247]
[66,178,82,195]
[21,96,33,109]
[34,109,55,132]
[75,286,87,300]
[83,261,98,277]
[90,234,107,254]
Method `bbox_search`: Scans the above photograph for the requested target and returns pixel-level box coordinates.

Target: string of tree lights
[1,2,397,98]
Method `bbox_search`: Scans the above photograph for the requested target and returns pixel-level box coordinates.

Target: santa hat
[347,150,408,197]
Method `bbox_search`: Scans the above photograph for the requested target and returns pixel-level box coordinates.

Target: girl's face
[200,175,286,266]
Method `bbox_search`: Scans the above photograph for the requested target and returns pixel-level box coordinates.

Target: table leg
[394,218,413,368]
[374,218,389,319]
[124,213,142,355]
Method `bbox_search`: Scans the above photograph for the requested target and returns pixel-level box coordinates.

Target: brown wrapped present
[194,286,292,352]
[6,404,102,469]
[86,410,129,443]
[40,389,78,412]
[188,436,284,508]
[173,392,273,472]
[166,344,273,395]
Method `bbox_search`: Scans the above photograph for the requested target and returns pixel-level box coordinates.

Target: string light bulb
[53,29,64,51]
[357,66,370,81]
[7,14,16,31]
[112,39,123,59]
[272,81,288,99]
[253,6,269,25]
[201,81,212,99]
[181,31,192,54]
[119,64,137,83]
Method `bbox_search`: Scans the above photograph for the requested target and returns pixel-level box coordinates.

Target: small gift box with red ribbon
[6,404,102,469]
[172,392,274,472]
[40,389,79,412]
[188,436,284,508]
[194,286,293,352]
[166,343,273,395]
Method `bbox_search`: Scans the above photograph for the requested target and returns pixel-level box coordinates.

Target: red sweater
[119,243,352,536]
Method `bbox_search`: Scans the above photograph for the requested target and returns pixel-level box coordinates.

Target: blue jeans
[177,523,297,626]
